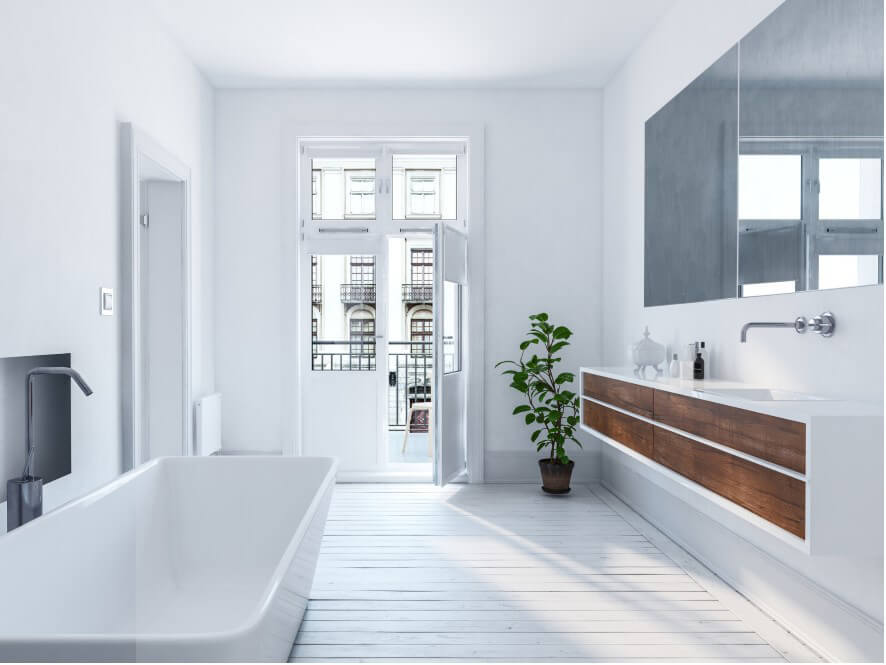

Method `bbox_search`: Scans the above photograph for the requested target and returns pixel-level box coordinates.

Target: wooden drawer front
[653,390,806,473]
[653,428,805,538]
[582,373,654,418]
[583,400,653,458]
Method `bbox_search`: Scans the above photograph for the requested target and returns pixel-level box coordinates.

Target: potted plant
[496,313,582,494]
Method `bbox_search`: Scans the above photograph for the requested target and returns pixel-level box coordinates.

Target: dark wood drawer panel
[582,373,654,418]
[653,427,805,538]
[653,390,806,473]
[583,400,654,458]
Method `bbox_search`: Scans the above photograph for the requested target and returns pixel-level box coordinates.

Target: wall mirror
[645,0,884,307]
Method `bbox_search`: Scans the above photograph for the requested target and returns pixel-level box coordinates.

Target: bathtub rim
[0,455,338,646]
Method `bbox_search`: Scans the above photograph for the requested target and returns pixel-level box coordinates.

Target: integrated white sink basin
[701,388,830,402]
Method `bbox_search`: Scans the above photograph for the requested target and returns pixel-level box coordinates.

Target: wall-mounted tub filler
[740,312,836,343]
[6,367,93,532]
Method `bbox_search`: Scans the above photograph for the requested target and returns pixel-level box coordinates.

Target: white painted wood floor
[290,484,821,663]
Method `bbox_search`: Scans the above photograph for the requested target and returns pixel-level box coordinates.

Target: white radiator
[194,393,222,456]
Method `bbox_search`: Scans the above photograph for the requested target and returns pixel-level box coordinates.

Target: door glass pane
[443,281,461,373]
[818,254,880,290]
[819,158,882,220]
[311,254,376,370]
[739,154,802,220]
[393,155,457,220]
[387,236,434,465]
[311,158,376,220]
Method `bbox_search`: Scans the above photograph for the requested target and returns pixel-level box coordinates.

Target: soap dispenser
[693,343,705,380]
[668,353,680,378]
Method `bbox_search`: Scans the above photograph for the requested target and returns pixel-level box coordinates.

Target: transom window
[406,170,441,218]
[345,170,376,218]
[311,169,321,219]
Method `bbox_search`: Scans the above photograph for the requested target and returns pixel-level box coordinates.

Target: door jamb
[120,123,193,470]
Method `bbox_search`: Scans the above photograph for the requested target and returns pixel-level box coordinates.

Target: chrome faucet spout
[740,321,794,343]
[740,312,835,343]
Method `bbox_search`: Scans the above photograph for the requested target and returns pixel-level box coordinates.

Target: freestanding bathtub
[0,456,337,662]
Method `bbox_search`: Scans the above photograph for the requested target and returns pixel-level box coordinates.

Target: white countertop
[580,366,883,422]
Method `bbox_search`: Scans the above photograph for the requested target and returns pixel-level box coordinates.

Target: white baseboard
[484,446,600,483]
[601,448,884,662]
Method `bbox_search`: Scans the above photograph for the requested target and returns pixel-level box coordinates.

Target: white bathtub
[0,456,337,662]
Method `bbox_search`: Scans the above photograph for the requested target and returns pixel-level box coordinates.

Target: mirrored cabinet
[645,0,884,307]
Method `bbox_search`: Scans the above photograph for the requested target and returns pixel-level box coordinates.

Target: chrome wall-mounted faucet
[740,312,835,343]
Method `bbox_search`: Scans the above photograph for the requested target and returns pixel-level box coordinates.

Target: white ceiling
[150,0,676,88]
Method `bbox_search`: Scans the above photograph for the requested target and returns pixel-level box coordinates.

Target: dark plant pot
[538,459,574,495]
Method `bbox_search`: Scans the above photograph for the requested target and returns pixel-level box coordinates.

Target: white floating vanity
[580,366,883,555]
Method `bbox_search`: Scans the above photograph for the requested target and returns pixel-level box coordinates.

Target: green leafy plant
[495,313,581,464]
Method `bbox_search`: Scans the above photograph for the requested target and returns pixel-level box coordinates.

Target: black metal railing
[340,283,376,304]
[387,341,432,428]
[311,340,376,371]
[401,283,433,303]
[311,340,434,428]
[312,284,322,305]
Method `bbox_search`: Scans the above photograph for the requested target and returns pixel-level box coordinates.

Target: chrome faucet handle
[807,312,836,337]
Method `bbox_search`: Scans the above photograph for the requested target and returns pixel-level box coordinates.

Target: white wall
[600,0,883,659]
[0,0,215,522]
[214,90,603,478]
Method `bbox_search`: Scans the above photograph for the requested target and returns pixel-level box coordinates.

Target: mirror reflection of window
[738,154,802,220]
[819,158,882,220]
[818,255,880,290]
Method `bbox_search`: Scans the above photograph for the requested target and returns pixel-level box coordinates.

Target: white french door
[434,223,467,485]
[296,138,469,480]
[299,234,388,472]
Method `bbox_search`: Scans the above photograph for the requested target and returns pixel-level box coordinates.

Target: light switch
[100,287,114,316]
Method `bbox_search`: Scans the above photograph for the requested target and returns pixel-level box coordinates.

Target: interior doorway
[121,124,192,470]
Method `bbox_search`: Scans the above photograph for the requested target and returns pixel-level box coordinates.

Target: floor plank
[291,483,820,663]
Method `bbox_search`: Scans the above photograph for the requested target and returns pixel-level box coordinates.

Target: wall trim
[484,447,600,484]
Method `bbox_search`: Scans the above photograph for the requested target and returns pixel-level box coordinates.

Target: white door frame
[282,123,485,482]
[120,123,193,470]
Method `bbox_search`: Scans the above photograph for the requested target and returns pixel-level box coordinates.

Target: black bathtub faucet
[7,367,93,532]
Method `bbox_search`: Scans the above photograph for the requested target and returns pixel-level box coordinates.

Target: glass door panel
[301,237,386,473]
[385,235,434,468]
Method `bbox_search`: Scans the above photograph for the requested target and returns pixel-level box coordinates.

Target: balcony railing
[340,283,376,304]
[312,284,322,305]
[311,340,433,429]
[312,340,376,371]
[401,283,433,303]
[387,341,432,428]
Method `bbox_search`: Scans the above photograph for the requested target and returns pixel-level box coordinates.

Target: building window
[410,317,432,356]
[345,169,376,218]
[350,255,375,285]
[410,248,433,285]
[311,169,321,219]
[406,169,441,218]
[350,315,376,369]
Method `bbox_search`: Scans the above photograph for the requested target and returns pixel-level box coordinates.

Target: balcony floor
[388,429,433,464]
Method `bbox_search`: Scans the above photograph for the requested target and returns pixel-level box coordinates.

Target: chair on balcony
[402,402,433,457]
